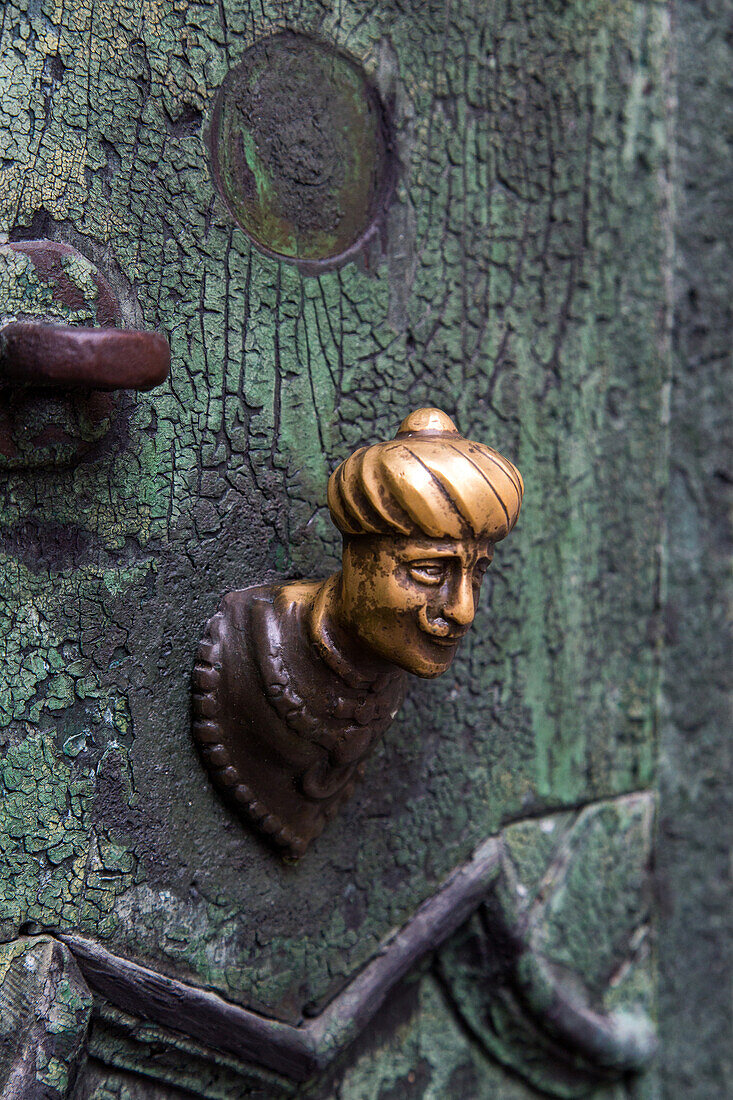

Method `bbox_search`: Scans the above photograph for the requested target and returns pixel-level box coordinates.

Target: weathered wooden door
[1,1,728,1097]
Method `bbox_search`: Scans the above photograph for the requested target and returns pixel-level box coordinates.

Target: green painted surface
[436,795,657,1100]
[72,795,656,1098]
[0,0,676,1094]
[657,2,732,1096]
[0,936,92,1097]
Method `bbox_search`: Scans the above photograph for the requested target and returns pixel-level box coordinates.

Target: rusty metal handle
[0,321,170,392]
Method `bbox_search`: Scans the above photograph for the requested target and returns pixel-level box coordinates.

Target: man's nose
[442,572,475,627]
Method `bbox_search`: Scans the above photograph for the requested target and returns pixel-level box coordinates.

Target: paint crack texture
[1,0,670,1095]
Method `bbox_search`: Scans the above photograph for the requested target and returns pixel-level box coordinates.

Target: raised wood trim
[62,838,502,1081]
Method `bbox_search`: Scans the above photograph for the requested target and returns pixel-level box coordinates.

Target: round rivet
[209,32,395,269]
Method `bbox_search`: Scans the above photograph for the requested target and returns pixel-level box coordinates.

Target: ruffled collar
[253,578,406,748]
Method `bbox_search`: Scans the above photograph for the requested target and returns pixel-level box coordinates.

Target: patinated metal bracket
[192,408,524,858]
[0,322,169,392]
[0,240,170,468]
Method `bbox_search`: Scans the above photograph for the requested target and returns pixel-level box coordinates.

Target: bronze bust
[192,409,523,858]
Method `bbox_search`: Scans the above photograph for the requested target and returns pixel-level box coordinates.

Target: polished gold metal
[192,409,523,857]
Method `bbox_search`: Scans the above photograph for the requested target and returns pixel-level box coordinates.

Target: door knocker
[192,409,523,858]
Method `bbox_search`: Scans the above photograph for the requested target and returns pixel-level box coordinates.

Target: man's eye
[408,563,444,584]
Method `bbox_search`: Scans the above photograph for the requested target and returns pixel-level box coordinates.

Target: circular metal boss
[209,33,395,269]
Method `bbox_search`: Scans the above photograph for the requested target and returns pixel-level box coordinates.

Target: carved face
[338,535,494,677]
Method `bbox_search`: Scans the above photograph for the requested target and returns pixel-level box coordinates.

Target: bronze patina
[192,409,523,858]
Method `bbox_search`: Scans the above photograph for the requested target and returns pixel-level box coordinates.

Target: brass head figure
[192,409,523,858]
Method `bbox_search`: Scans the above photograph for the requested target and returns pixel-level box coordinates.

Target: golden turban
[327,408,523,542]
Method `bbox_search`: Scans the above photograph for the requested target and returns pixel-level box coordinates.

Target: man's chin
[398,646,457,679]
[363,633,459,678]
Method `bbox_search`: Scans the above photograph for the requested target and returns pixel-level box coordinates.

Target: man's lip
[427,634,466,648]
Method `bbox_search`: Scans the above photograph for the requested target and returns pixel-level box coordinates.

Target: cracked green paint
[1,0,670,1094]
[0,247,104,327]
[0,936,92,1098]
[0,736,137,935]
